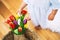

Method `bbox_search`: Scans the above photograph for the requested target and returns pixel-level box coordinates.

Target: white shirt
[23,0,60,30]
[47,0,60,33]
[24,0,50,28]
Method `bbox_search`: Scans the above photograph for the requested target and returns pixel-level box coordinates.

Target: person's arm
[48,9,58,21]
[18,1,27,14]
[48,0,60,21]
[19,2,27,10]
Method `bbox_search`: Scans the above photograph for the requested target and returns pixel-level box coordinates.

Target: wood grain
[0,0,60,40]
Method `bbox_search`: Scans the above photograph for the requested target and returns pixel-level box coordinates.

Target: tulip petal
[18,19,21,25]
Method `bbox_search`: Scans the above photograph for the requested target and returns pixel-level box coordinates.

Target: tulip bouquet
[6,10,28,35]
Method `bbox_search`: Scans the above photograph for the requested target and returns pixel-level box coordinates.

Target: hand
[26,16,31,21]
[48,13,55,21]
[48,9,58,21]
[17,9,22,16]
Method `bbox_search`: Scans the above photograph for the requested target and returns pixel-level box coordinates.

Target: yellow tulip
[15,15,19,20]
[24,23,28,28]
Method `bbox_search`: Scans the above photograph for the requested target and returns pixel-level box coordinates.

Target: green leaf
[14,29,18,35]
[20,15,24,21]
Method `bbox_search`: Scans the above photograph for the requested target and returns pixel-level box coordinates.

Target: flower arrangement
[6,10,28,35]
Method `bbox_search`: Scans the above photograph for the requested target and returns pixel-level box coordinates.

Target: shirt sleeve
[23,0,29,4]
[50,0,60,10]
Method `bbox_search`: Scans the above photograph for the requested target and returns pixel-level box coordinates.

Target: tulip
[9,15,15,21]
[15,15,19,20]
[21,10,27,15]
[9,22,16,29]
[18,19,21,25]
[6,19,12,24]
[13,20,18,26]
[18,27,22,32]
[24,23,28,28]
[23,19,27,24]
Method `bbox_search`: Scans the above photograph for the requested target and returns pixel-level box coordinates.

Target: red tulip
[9,15,15,21]
[9,22,16,29]
[21,10,27,15]
[6,19,12,24]
[18,27,22,32]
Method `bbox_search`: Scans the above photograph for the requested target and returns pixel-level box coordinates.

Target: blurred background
[0,0,60,40]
